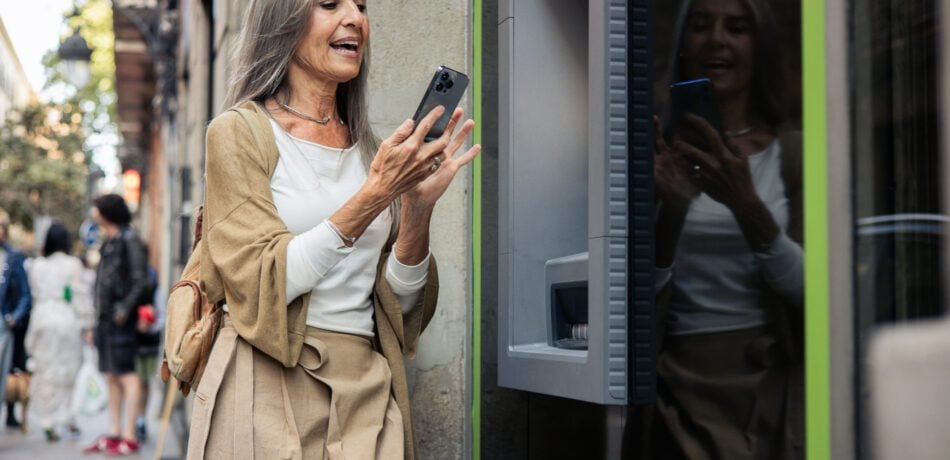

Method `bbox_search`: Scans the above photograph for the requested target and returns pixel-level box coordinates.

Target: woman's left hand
[403,107,481,209]
[673,114,758,210]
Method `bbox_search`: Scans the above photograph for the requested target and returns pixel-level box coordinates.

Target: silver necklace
[724,126,755,137]
[276,95,344,126]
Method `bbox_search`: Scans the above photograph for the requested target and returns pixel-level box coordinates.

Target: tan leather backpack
[160,206,223,395]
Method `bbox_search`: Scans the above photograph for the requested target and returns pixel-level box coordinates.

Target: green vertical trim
[472,0,483,458]
[803,0,831,459]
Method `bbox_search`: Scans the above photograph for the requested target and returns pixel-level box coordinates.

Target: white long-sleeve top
[658,139,804,335]
[270,119,428,337]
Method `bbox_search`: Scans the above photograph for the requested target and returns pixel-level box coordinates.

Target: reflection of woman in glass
[651,0,803,458]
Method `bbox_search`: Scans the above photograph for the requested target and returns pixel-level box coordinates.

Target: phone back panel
[669,78,722,133]
[412,66,470,141]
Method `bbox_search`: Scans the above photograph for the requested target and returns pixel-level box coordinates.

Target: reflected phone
[668,78,722,149]
[411,66,469,142]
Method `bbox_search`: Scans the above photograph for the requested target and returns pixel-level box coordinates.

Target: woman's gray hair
[225,0,400,236]
[224,0,381,171]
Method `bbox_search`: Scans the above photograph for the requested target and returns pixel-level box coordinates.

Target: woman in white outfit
[24,223,94,441]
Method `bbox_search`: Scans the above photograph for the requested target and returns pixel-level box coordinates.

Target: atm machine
[497,0,649,456]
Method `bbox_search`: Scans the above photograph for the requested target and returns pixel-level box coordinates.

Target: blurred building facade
[0,17,35,123]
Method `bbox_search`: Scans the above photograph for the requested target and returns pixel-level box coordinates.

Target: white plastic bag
[71,346,108,416]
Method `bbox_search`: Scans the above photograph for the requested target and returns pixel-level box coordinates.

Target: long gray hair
[225,0,400,237]
[224,0,381,170]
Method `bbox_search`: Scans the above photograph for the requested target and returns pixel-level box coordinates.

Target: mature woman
[648,0,803,458]
[186,1,479,459]
[24,223,91,442]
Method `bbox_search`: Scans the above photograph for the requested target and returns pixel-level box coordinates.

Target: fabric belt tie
[296,333,346,460]
[187,323,239,459]
[186,317,359,460]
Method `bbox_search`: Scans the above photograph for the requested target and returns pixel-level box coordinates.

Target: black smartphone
[667,78,722,149]
[411,66,469,142]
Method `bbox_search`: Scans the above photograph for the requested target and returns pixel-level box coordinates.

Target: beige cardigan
[198,100,439,459]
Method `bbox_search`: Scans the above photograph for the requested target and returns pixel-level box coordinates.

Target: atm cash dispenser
[497,0,651,414]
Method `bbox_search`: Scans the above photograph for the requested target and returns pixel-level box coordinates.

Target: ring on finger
[691,164,701,178]
[430,159,439,172]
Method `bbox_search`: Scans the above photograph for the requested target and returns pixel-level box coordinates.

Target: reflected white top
[660,140,804,335]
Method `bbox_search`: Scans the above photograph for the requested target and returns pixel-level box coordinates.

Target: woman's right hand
[653,116,696,210]
[365,106,457,199]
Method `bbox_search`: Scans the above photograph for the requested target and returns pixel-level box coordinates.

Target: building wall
[0,17,34,122]
[168,1,474,457]
[367,3,473,457]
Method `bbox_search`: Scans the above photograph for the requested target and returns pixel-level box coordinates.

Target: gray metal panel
[593,0,630,401]
[506,0,588,349]
[499,0,513,23]
[827,0,854,456]
[590,237,628,400]
[588,0,629,241]
[497,12,513,392]
[497,12,512,257]
[497,0,629,406]
[629,0,656,404]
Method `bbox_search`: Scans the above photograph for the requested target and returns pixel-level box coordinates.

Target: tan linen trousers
[188,320,404,459]
[654,325,804,460]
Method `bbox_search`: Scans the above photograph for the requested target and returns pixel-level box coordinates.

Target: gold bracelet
[324,218,358,247]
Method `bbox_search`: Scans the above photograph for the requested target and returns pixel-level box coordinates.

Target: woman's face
[680,0,754,99]
[295,0,369,84]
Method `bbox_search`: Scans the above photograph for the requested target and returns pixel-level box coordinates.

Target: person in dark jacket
[0,208,32,428]
[83,195,149,456]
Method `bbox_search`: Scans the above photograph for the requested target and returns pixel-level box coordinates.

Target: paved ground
[0,378,184,459]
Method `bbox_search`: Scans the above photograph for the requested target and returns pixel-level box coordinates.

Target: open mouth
[330,38,361,56]
[703,60,733,72]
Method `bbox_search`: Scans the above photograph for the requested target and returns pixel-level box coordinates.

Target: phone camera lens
[445,80,454,89]
[436,82,445,91]
[440,72,449,81]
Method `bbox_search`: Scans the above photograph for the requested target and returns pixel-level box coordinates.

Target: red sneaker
[82,435,119,454]
[105,438,140,456]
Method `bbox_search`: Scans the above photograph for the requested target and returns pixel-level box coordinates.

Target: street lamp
[57,28,92,89]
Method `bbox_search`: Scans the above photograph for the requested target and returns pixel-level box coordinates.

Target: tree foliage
[0,0,115,235]
[0,103,88,232]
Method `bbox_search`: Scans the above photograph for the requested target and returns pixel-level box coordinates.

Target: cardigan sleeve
[201,108,309,367]
[374,250,439,358]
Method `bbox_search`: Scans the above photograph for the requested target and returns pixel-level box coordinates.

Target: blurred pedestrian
[23,222,92,441]
[133,264,159,442]
[82,195,149,456]
[0,208,32,428]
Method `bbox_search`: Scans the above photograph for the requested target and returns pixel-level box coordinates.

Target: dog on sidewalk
[4,371,30,433]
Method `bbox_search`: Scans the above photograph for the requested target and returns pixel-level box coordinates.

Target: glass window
[648,1,804,458]
[850,0,942,456]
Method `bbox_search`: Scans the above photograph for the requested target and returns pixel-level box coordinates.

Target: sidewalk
[0,378,183,459]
